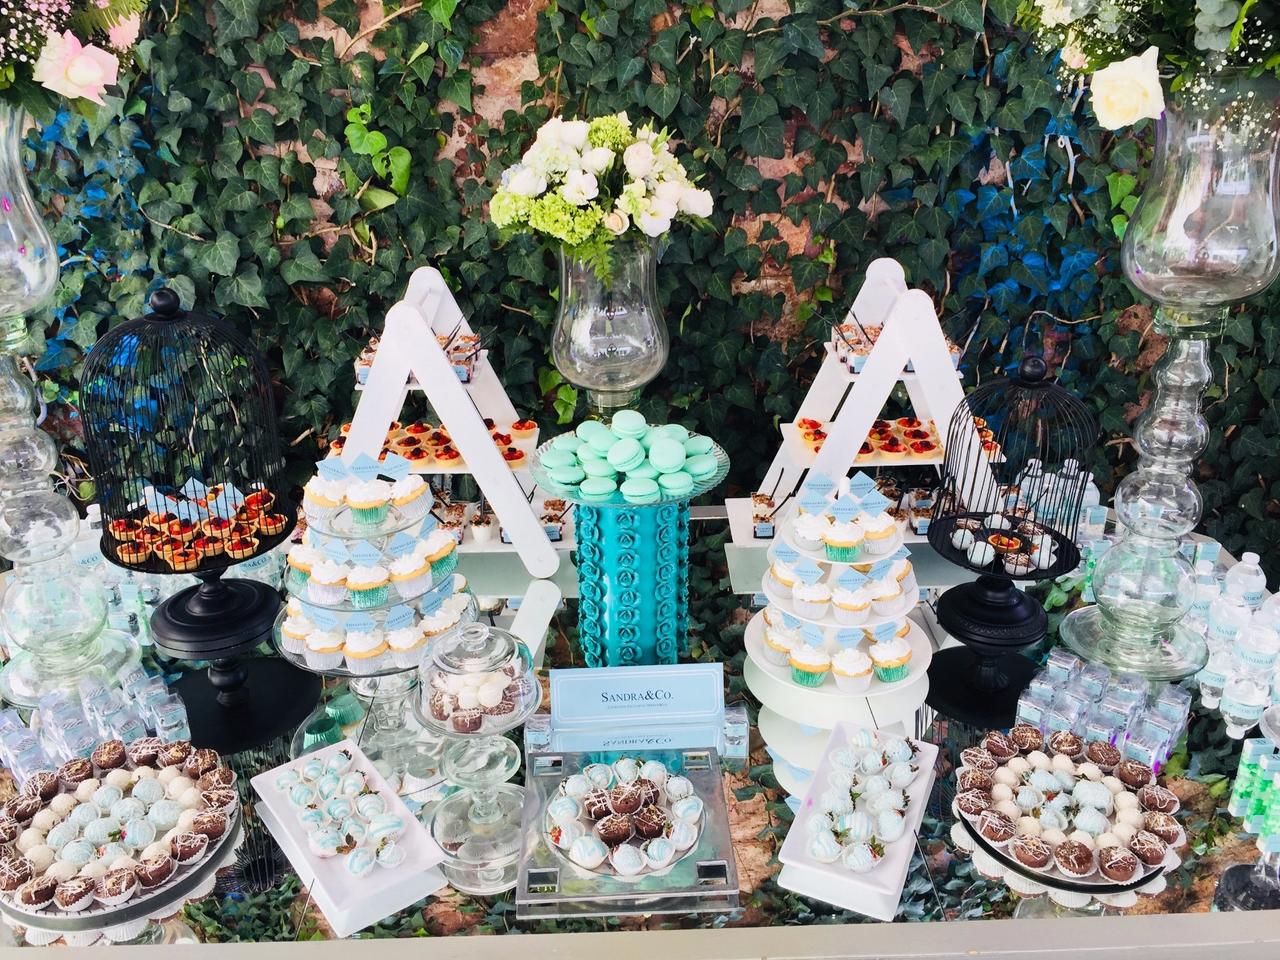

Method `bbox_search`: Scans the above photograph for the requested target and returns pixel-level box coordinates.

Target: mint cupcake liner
[286,567,311,592]
[790,666,828,687]
[349,585,389,609]
[350,503,389,525]
[872,661,911,683]
[824,544,860,562]
[430,550,458,579]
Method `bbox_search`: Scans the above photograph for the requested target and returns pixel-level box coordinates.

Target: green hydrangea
[489,190,533,228]
[587,114,633,151]
[528,193,602,245]
[616,181,648,219]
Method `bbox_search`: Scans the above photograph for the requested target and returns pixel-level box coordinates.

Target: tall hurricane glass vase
[551,237,668,415]
[0,106,137,706]
[1061,74,1280,681]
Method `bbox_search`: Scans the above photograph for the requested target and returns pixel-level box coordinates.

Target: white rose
[580,146,615,174]
[536,117,565,145]
[623,141,655,178]
[636,210,671,237]
[603,210,630,235]
[559,120,590,151]
[649,195,678,220]
[653,179,685,207]
[678,187,713,218]
[1090,47,1165,130]
[507,166,547,197]
[560,168,599,206]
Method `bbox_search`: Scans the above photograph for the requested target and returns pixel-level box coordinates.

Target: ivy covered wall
[22,0,1280,582]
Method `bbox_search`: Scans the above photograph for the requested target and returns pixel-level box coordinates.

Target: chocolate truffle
[595,813,634,847]
[1136,784,1180,814]
[1010,835,1052,870]
[191,811,228,841]
[157,740,193,768]
[450,708,483,734]
[1129,829,1167,867]
[127,737,164,767]
[504,677,534,702]
[95,867,138,903]
[959,747,997,773]
[1009,723,1044,753]
[197,767,237,791]
[635,778,661,806]
[608,784,644,816]
[483,699,515,719]
[1053,839,1095,878]
[1099,846,1140,883]
[955,789,992,817]
[16,875,56,909]
[3,795,41,825]
[1084,741,1121,770]
[0,816,17,846]
[957,769,994,792]
[428,692,453,722]
[977,809,1016,845]
[183,748,221,780]
[1142,811,1181,845]
[582,790,612,820]
[200,788,238,815]
[633,805,670,839]
[58,758,94,790]
[1047,731,1083,759]
[981,730,1018,762]
[0,855,32,894]
[170,832,209,864]
[1115,759,1154,789]
[135,853,176,888]
[91,739,128,772]
[53,876,96,910]
[22,771,60,802]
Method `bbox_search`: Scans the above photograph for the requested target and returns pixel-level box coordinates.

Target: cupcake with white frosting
[390,475,429,520]
[792,513,832,552]
[307,561,349,605]
[345,479,392,526]
[386,627,426,669]
[389,553,433,599]
[346,564,390,609]
[821,520,863,562]
[831,647,873,693]
[861,512,896,554]
[791,581,831,619]
[762,623,799,666]
[343,628,389,675]
[869,635,913,682]
[831,585,871,625]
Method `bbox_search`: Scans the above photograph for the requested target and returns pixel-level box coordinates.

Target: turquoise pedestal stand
[574,502,690,666]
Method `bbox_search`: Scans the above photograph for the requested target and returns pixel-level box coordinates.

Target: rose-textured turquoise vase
[574,502,690,667]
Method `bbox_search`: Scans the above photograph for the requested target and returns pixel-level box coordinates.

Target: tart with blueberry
[876,436,908,460]
[107,518,142,541]
[404,446,432,463]
[202,516,233,540]
[909,439,939,455]
[257,513,288,536]
[510,418,538,438]
[192,535,225,558]
[226,536,259,560]
[501,446,527,467]
[167,548,201,572]
[117,541,152,565]
[167,517,200,541]
[435,445,462,464]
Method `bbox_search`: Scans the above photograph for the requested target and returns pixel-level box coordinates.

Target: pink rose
[107,14,142,52]
[32,31,120,106]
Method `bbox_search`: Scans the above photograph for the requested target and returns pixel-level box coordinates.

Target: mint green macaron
[576,420,610,441]
[607,437,646,473]
[552,434,584,453]
[661,423,690,443]
[626,461,659,480]
[685,453,717,480]
[579,477,618,502]
[657,470,695,497]
[581,458,618,479]
[610,409,648,439]
[576,444,605,463]
[620,476,660,504]
[540,447,577,469]
[683,435,714,456]
[548,465,586,486]
[641,425,666,450]
[586,429,618,454]
[648,437,687,474]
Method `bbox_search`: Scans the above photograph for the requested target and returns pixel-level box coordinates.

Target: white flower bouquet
[489,113,712,282]
[1018,1,1279,129]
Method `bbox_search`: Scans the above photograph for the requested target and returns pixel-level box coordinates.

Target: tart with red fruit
[902,428,932,441]
[435,445,462,464]
[482,417,496,431]
[117,541,151,565]
[987,533,1022,554]
[871,419,892,431]
[403,420,432,436]
[896,416,922,431]
[107,518,142,541]
[867,426,895,442]
[909,439,939,456]
[146,511,178,528]
[229,521,256,541]
[404,447,432,463]
[135,525,165,546]
[257,513,288,536]
[876,437,908,460]
[856,441,876,463]
[154,536,185,559]
[427,430,451,448]
[202,516,233,540]
[393,435,424,453]
[192,535,225,559]
[510,419,537,439]
[491,431,513,447]
[167,548,201,572]
[796,417,824,432]
[501,446,527,467]
[167,517,200,541]
[226,536,259,560]
[244,490,275,512]
[801,428,827,451]
[329,435,346,452]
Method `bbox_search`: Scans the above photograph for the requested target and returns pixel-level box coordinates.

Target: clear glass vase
[0,105,58,350]
[1061,74,1280,680]
[551,237,668,414]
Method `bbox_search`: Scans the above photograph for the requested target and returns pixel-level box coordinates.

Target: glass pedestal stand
[1012,897,1109,919]
[1213,706,1280,911]
[1060,319,1211,681]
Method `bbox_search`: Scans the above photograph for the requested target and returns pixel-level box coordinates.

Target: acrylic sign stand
[342,267,559,579]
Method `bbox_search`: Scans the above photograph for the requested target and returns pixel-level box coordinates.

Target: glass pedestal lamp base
[0,629,139,708]
[1059,605,1207,682]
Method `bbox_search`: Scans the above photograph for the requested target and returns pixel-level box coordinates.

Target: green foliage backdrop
[23,0,1280,582]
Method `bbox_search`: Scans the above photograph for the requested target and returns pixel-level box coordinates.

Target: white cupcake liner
[766,572,793,599]
[304,649,344,671]
[863,535,895,555]
[344,651,388,676]
[307,582,347,605]
[281,632,307,655]
[832,671,873,694]
[392,572,433,599]
[832,605,869,626]
[792,599,829,619]
[760,644,791,667]
[393,495,430,521]
[390,646,426,670]
[870,595,902,617]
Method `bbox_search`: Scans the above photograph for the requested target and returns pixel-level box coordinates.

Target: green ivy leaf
[281,247,327,284]
[215,265,268,309]
[646,84,681,119]
[200,232,241,277]
[439,71,473,112]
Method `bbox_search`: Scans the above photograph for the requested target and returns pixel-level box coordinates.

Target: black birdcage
[80,288,318,751]
[924,356,1097,728]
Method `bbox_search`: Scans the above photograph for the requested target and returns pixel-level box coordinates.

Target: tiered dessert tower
[744,471,933,795]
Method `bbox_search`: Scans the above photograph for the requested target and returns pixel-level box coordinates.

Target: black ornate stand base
[152,571,320,753]
[925,575,1043,728]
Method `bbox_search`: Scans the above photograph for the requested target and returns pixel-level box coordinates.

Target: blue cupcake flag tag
[349,452,382,483]
[350,541,382,566]
[781,611,800,629]
[860,490,893,515]
[387,532,417,558]
[316,458,348,481]
[869,558,894,580]
[321,539,351,564]
[795,559,825,585]
[206,485,244,520]
[772,543,800,565]
[891,546,912,562]
[798,493,829,515]
[870,622,899,642]
[419,590,444,615]
[836,569,869,591]
[180,478,209,500]
[302,603,338,630]
[344,612,376,634]
[384,605,415,630]
[140,486,168,514]
[848,472,877,498]
[833,628,862,648]
[380,452,411,482]
[172,499,203,522]
[830,497,858,522]
[803,473,836,498]
[419,514,438,537]
[799,624,825,647]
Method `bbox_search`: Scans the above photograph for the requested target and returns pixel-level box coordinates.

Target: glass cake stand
[529,438,729,667]
[413,622,542,894]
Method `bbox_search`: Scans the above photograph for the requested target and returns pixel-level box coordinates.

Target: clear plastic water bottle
[1197,646,1235,708]
[1224,552,1268,609]
[1208,581,1254,649]
[1255,592,1280,634]
[1233,624,1280,679]
[1220,674,1269,738]
[1185,560,1220,632]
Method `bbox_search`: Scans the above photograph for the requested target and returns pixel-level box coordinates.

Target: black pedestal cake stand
[151,566,320,753]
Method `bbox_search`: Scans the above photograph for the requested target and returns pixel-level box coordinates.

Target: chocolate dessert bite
[191,811,228,841]
[981,730,1018,761]
[450,708,483,734]
[170,832,209,864]
[595,813,634,847]
[1136,784,1180,814]
[1129,830,1167,867]
[1098,846,1140,883]
[954,789,992,817]
[977,809,1015,845]
[1142,811,1181,845]
[959,747,997,772]
[22,772,60,802]
[0,816,18,846]
[1115,759,1154,789]
[608,784,644,816]
[1053,839,1095,878]
[95,867,138,904]
[16,875,57,909]
[197,767,237,791]
[1009,723,1044,753]
[3,796,41,825]
[53,876,96,910]
[635,778,661,806]
[0,855,33,893]
[483,699,515,718]
[158,740,193,768]
[135,853,176,888]
[429,692,453,722]
[582,790,612,820]
[633,805,670,839]
[57,758,94,789]
[126,737,164,768]
[183,748,222,780]
[1047,731,1083,759]
[1010,835,1052,870]
[1084,741,1121,770]
[200,788,238,814]
[91,739,127,771]
[957,769,994,792]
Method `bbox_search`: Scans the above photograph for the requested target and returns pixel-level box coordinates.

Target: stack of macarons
[535,410,722,505]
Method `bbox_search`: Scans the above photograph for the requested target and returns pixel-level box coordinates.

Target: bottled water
[1233,624,1280,679]
[1197,646,1235,708]
[1186,560,1220,630]
[1255,592,1280,633]
[1208,581,1253,649]
[1220,674,1269,738]
[1224,552,1267,609]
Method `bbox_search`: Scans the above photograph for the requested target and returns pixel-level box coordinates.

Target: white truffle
[1041,828,1068,847]
[141,841,171,861]
[1117,808,1145,829]
[165,776,195,800]
[991,784,1014,803]
[1068,829,1096,850]
[50,794,78,818]
[1111,823,1137,844]
[995,799,1021,820]
[1077,762,1103,782]
[1006,756,1030,777]
[75,778,101,803]
[134,767,157,780]
[177,810,200,832]
[17,827,45,854]
[993,767,1020,788]
[1113,791,1139,811]
[109,856,137,871]
[105,769,134,791]
[1095,832,1120,850]
[79,860,109,880]
[44,861,79,883]
[1102,775,1126,795]
[1016,816,1042,837]
[157,768,180,787]
[30,809,61,833]
[25,844,55,873]
[1051,753,1075,773]
[178,787,203,810]
[1027,750,1051,770]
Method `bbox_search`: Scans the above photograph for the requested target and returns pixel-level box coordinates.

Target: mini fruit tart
[107,518,142,540]
[403,420,432,436]
[245,490,275,512]
[394,434,423,451]
[802,428,826,450]
[167,548,201,572]
[230,521,256,540]
[902,428,932,441]
[868,426,895,442]
[167,517,200,541]
[404,447,432,463]
[877,437,908,460]
[117,541,151,565]
[202,516,233,540]
[236,503,263,523]
[856,441,876,462]
[909,439,939,455]
[226,536,259,560]
[257,513,288,536]
[796,417,824,432]
[329,435,346,452]
[428,429,451,447]
[502,446,527,466]
[872,419,892,431]
[435,445,462,464]
[135,525,166,546]
[491,431,513,447]
[192,535,225,558]
[987,533,1023,554]
[981,439,1001,457]
[510,418,537,438]
[482,417,496,431]
[146,511,178,527]
[896,416,922,430]
[155,535,185,558]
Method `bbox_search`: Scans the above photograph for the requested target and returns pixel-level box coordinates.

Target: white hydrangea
[561,169,599,206]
